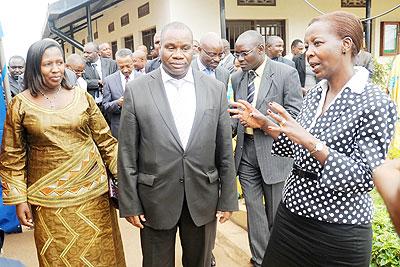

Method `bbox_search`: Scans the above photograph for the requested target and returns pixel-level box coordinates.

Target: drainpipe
[219,0,226,39]
[365,0,371,52]
[86,3,93,42]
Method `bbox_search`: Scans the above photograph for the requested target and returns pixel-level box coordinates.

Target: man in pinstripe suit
[231,30,303,267]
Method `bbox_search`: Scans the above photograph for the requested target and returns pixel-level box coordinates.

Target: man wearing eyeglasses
[231,30,302,267]
[65,54,87,91]
[7,55,25,97]
[191,32,230,89]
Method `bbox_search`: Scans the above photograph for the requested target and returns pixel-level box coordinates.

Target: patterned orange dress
[0,87,126,266]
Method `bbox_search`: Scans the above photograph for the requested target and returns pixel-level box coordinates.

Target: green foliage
[370,190,400,267]
[371,59,392,91]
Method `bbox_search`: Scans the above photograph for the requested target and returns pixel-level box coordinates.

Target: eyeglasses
[233,46,258,59]
[201,49,224,59]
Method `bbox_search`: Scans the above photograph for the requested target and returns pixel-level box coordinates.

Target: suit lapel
[101,58,108,79]
[148,69,184,150]
[236,72,248,101]
[114,71,124,96]
[186,70,207,150]
[255,60,273,109]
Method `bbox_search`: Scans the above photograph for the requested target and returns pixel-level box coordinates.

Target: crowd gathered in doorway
[0,10,399,267]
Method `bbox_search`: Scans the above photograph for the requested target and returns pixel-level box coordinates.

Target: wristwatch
[310,141,324,155]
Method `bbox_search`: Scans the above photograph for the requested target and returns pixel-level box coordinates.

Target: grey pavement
[2,215,251,267]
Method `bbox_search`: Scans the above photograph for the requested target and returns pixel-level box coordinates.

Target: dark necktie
[91,63,100,79]
[247,70,257,103]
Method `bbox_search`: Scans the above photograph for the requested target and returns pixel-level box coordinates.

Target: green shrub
[371,59,392,91]
[370,190,400,267]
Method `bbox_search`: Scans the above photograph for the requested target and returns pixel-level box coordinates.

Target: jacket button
[179,179,184,183]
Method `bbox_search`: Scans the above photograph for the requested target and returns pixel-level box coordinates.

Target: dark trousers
[238,136,284,266]
[140,200,217,267]
[262,202,372,267]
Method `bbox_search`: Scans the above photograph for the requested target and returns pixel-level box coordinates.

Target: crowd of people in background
[0,9,399,267]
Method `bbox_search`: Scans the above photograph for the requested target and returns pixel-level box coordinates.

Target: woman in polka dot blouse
[229,11,397,267]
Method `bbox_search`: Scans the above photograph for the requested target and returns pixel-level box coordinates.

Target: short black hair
[290,39,303,49]
[24,39,72,96]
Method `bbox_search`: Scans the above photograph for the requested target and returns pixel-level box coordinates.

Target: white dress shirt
[76,77,87,91]
[160,66,196,150]
[92,58,103,79]
[119,71,135,90]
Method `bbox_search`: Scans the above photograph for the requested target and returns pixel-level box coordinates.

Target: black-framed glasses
[234,46,258,59]
[201,49,224,59]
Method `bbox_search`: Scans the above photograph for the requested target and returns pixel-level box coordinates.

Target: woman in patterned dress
[229,11,396,266]
[0,39,126,266]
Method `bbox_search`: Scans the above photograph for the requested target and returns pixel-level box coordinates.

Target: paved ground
[2,216,252,267]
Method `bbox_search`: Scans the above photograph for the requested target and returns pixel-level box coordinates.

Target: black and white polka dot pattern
[272,82,397,225]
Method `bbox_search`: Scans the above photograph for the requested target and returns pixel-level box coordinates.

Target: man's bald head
[66,54,86,77]
[99,42,112,58]
[137,45,148,55]
[132,50,147,71]
[198,32,224,69]
[160,22,193,44]
[83,42,99,63]
[266,35,284,59]
[221,39,231,54]
[234,30,265,71]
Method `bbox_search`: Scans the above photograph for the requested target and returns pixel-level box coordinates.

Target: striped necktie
[247,70,257,103]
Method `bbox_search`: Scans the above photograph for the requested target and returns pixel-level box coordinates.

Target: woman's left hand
[266,102,309,146]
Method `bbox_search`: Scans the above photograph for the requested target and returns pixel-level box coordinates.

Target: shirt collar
[253,57,267,76]
[160,65,194,85]
[197,57,212,72]
[93,57,101,66]
[318,66,369,94]
[119,70,135,80]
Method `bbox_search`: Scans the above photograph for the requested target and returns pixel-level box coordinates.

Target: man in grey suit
[232,30,302,267]
[118,22,238,267]
[191,32,230,89]
[7,55,25,97]
[83,42,118,100]
[102,48,135,138]
[266,36,296,68]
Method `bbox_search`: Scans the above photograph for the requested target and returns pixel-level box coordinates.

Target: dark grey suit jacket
[232,58,303,184]
[84,58,118,92]
[8,75,23,97]
[118,68,238,230]
[145,57,161,73]
[274,56,296,68]
[102,71,124,138]
[191,60,230,89]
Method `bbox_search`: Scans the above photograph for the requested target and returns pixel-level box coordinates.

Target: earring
[342,50,346,55]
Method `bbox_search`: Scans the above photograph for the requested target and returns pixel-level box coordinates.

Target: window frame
[380,21,400,56]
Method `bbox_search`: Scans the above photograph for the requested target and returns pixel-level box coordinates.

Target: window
[237,0,276,6]
[138,2,150,18]
[94,32,98,39]
[82,39,86,45]
[111,41,118,60]
[341,0,365,7]
[380,22,400,56]
[142,27,156,58]
[108,22,115,33]
[121,13,129,27]
[124,35,134,51]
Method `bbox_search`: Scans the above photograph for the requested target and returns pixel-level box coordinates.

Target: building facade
[42,0,400,59]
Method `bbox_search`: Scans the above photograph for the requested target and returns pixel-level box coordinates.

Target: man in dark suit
[102,48,135,138]
[266,36,296,68]
[191,32,230,89]
[145,32,161,73]
[232,30,303,267]
[7,55,25,97]
[118,21,238,267]
[82,42,118,100]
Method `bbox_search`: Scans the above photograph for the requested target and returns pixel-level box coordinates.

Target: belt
[292,164,318,181]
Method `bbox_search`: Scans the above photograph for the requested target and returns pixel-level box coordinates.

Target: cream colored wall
[225,0,400,58]
[63,0,172,57]
[168,0,221,41]
[61,0,400,59]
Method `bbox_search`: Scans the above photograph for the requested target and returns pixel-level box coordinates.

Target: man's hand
[118,97,124,107]
[16,202,34,227]
[216,211,232,224]
[125,214,146,229]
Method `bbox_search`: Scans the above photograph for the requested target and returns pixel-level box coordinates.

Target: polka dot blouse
[272,68,397,225]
